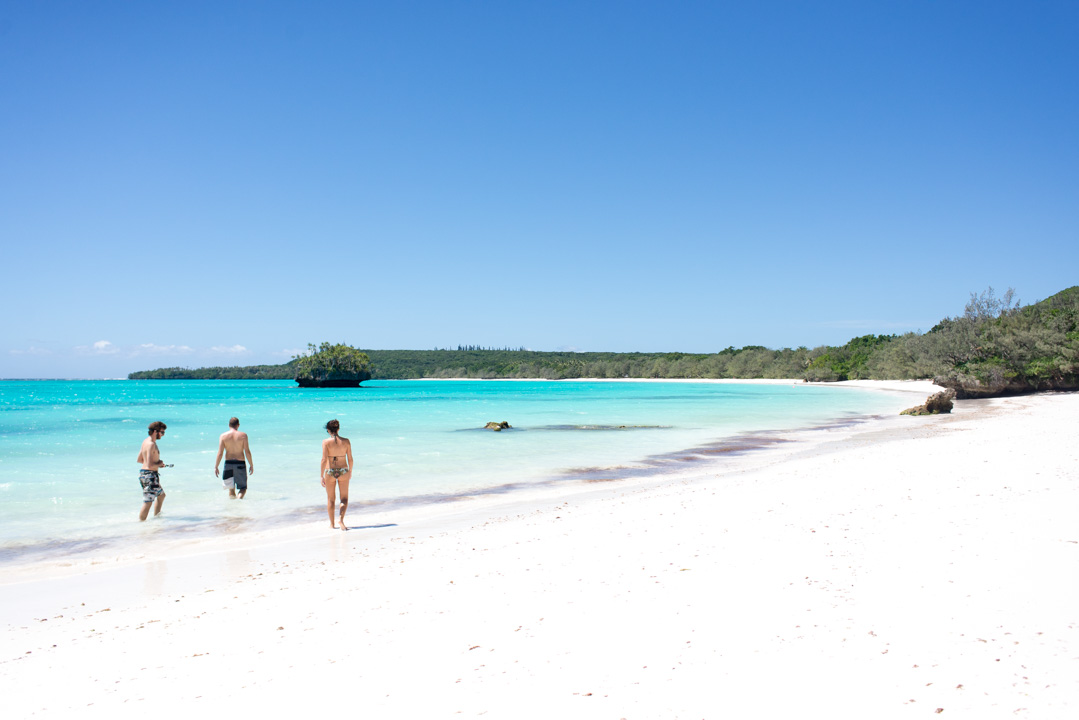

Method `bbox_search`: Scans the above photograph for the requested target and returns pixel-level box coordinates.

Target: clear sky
[2,1,1076,378]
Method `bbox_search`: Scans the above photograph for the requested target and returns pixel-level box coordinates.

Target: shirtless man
[215,417,254,499]
[137,421,167,521]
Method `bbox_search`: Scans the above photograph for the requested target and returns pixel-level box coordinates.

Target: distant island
[129,286,1079,398]
[292,343,372,388]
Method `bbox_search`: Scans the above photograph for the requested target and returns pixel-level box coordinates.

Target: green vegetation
[129,363,297,380]
[908,287,1078,396]
[360,347,812,380]
[804,335,898,382]
[129,347,812,381]
[128,286,1079,398]
[802,286,1079,396]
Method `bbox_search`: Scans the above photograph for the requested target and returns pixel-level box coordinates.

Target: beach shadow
[344,523,397,532]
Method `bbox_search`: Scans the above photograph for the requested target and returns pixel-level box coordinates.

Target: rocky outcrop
[934,371,1079,399]
[484,421,512,431]
[900,389,957,416]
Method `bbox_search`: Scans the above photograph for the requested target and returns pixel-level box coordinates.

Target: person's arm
[320,441,329,487]
[214,436,225,476]
[243,434,254,475]
[346,441,354,475]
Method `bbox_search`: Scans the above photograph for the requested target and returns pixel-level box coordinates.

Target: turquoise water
[0,379,900,564]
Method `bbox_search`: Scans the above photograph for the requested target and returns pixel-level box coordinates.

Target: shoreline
[3,389,1076,714]
[0,379,938,586]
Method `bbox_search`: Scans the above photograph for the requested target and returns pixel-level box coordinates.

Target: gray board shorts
[222,459,248,491]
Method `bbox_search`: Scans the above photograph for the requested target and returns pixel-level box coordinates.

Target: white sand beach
[2,383,1077,718]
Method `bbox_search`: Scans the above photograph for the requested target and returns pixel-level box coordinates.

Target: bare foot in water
[339,519,348,531]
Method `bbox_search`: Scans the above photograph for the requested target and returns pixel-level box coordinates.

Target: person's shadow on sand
[343,523,397,532]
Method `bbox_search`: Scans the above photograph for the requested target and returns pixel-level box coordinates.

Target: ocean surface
[0,379,902,566]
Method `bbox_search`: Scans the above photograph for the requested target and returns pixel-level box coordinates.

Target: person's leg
[153,491,165,516]
[324,476,337,528]
[224,467,237,499]
[138,472,156,521]
[338,476,350,530]
[236,468,247,500]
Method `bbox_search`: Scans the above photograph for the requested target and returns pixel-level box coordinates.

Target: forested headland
[128,286,1079,397]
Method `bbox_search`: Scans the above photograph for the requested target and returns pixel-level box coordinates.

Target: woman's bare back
[322,436,352,468]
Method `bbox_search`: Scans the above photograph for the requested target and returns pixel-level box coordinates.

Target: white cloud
[210,345,249,355]
[272,347,307,358]
[135,343,194,355]
[75,341,119,355]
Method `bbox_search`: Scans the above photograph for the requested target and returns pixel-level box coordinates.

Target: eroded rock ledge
[901,389,957,416]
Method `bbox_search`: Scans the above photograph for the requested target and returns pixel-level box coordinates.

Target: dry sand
[2,385,1077,718]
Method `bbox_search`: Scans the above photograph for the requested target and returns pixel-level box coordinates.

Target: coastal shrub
[932,286,1079,395]
[804,335,896,381]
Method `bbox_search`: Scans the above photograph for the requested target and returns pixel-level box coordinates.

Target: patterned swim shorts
[139,469,163,503]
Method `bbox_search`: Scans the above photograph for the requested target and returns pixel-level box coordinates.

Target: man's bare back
[219,429,249,461]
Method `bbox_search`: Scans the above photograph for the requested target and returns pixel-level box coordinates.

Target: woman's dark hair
[325,419,340,436]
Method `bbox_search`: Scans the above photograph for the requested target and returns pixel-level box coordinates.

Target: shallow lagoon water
[0,379,901,564]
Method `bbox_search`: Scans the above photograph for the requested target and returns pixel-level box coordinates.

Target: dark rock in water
[484,421,512,431]
[901,389,957,416]
[295,377,363,388]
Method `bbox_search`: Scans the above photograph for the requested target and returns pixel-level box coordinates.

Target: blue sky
[2,1,1076,378]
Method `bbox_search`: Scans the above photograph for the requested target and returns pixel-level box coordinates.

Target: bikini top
[328,435,346,463]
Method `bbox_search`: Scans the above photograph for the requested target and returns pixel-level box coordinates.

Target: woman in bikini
[320,419,353,530]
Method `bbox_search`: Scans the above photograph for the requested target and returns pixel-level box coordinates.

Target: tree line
[128,286,1079,397]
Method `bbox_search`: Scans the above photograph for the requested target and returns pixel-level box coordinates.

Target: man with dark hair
[137,421,167,521]
[215,416,254,499]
